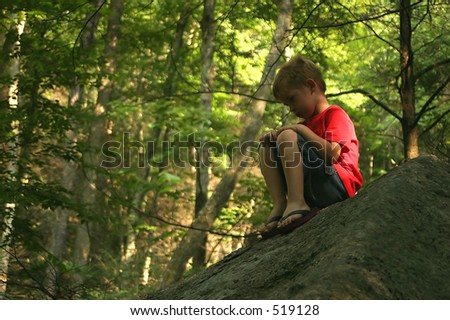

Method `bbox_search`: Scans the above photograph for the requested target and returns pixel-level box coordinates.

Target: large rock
[148,155,450,299]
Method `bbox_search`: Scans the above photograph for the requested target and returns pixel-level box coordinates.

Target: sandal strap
[265,215,282,226]
[279,209,312,223]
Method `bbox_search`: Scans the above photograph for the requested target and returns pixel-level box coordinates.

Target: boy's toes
[265,219,280,232]
[265,215,282,228]
[278,212,304,228]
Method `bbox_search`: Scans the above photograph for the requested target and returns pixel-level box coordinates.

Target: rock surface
[148,155,450,299]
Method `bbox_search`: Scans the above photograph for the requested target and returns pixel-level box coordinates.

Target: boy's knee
[276,129,297,145]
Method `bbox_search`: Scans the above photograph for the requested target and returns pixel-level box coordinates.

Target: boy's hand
[275,124,300,137]
[260,125,302,147]
[277,124,342,163]
[259,130,276,147]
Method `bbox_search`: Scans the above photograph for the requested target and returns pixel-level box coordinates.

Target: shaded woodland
[0,0,448,299]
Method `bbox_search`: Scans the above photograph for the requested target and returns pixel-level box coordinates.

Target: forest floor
[148,155,450,299]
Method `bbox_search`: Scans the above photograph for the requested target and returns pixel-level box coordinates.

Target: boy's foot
[278,203,310,227]
[260,215,283,239]
[277,208,319,234]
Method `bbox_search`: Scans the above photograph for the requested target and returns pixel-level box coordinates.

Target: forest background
[0,0,448,299]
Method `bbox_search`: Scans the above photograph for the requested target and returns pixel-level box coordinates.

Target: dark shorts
[262,133,348,209]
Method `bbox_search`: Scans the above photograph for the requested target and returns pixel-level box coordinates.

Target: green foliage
[156,171,181,193]
[1,0,448,300]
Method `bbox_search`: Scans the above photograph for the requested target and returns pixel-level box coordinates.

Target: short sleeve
[323,107,356,149]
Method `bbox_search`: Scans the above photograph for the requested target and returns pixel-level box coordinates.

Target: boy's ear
[306,79,317,92]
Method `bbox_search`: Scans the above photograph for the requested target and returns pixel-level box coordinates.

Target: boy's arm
[275,124,341,163]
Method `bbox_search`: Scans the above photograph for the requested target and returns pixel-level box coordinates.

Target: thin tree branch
[415,76,450,125]
[336,1,399,52]
[42,1,91,22]
[360,19,399,52]
[72,0,107,70]
[79,163,255,239]
[215,0,240,37]
[420,108,450,137]
[292,10,396,30]
[372,132,404,141]
[255,0,326,101]
[415,58,450,82]
[143,2,327,107]
[4,246,56,299]
[214,89,277,102]
[154,1,202,33]
[327,89,402,121]
[142,90,277,104]
[286,0,327,46]
[411,0,430,32]
[291,0,422,31]
[142,2,327,107]
[136,202,256,239]
[414,33,446,54]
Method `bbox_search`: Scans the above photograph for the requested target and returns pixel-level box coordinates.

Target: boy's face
[278,84,316,119]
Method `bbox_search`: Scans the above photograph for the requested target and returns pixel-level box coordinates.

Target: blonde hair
[273,55,326,99]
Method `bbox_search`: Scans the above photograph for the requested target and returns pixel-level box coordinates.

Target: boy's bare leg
[259,145,287,229]
[276,129,311,227]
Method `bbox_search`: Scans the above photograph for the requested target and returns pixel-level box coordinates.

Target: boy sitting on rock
[259,55,363,238]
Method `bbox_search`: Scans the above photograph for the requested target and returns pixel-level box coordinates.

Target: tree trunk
[161,0,294,286]
[399,0,419,160]
[45,1,104,296]
[193,0,217,271]
[121,3,194,287]
[164,2,191,96]
[44,157,81,298]
[72,0,124,286]
[0,13,25,299]
[0,21,18,102]
[87,0,124,260]
[69,0,104,107]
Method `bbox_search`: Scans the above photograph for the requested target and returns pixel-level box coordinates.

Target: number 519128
[272,304,319,316]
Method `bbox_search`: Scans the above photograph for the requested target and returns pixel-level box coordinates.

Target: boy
[259,55,363,238]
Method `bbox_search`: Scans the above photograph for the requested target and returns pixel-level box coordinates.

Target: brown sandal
[277,208,319,234]
[261,215,283,239]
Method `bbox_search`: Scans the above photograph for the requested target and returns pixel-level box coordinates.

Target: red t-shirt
[302,105,363,197]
